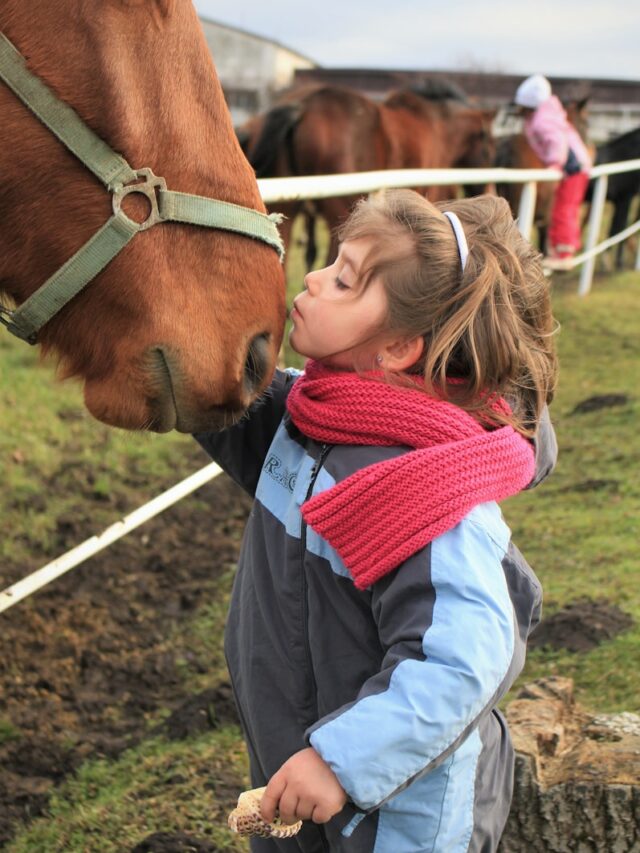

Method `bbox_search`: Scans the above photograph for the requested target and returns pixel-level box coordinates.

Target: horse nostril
[244,333,270,394]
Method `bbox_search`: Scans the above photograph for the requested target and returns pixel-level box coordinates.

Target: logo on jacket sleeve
[264,454,297,492]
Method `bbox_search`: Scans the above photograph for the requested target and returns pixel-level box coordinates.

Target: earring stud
[375,354,383,364]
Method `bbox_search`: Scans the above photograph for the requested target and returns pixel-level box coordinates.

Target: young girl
[196,190,558,852]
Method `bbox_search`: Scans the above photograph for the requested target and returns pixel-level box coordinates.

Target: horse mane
[385,89,434,114]
[385,77,470,117]
[409,77,469,104]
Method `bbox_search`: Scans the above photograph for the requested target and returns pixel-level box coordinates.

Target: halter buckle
[112,168,167,231]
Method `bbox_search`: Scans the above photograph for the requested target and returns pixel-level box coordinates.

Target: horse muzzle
[146,334,273,433]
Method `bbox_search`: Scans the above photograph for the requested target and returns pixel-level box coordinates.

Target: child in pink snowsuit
[515,74,592,259]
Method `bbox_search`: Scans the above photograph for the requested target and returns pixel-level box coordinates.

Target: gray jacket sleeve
[193,368,300,496]
[527,405,558,489]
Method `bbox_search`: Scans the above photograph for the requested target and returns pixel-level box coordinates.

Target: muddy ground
[0,470,251,851]
[0,464,633,851]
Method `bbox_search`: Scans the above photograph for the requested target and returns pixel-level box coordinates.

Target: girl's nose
[303,270,318,293]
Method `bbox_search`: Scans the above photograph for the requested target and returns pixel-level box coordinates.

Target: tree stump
[500,677,640,852]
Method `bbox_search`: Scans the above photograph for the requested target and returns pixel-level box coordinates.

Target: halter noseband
[0,32,284,344]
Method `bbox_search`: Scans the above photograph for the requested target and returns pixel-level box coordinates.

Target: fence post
[517,181,537,241]
[578,175,609,296]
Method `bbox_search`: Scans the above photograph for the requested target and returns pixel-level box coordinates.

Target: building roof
[294,67,640,106]
[198,15,318,67]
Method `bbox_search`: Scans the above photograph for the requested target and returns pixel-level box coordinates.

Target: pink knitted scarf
[286,360,535,589]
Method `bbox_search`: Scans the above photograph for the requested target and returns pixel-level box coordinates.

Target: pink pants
[549,171,589,252]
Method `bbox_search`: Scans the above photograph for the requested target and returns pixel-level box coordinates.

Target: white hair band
[443,211,469,271]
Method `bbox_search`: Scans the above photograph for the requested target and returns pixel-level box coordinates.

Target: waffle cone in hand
[228,786,303,838]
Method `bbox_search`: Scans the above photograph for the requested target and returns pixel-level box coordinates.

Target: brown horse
[382,85,496,198]
[495,135,555,251]
[0,0,286,433]
[243,81,495,269]
[241,85,392,271]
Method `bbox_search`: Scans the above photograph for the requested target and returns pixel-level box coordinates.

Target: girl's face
[289,238,389,370]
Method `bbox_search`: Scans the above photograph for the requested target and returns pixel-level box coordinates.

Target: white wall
[199,19,315,126]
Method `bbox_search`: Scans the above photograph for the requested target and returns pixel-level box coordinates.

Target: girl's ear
[380,335,424,372]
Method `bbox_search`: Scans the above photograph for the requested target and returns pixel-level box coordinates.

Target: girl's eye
[335,277,350,291]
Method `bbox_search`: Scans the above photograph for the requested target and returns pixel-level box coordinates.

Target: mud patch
[529,597,634,652]
[158,684,239,741]
[0,469,252,848]
[557,478,620,494]
[0,776,51,850]
[571,394,629,414]
[131,832,219,852]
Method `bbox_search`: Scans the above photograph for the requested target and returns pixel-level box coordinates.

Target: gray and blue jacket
[196,369,557,853]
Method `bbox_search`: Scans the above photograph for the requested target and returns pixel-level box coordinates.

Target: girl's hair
[338,189,558,436]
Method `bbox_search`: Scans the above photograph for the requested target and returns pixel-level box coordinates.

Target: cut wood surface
[501,677,640,852]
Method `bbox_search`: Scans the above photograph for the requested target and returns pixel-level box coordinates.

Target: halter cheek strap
[443,211,469,271]
[0,31,284,344]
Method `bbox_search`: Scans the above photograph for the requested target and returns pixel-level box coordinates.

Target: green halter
[0,32,284,344]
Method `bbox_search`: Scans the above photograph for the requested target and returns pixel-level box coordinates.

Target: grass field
[1,234,639,850]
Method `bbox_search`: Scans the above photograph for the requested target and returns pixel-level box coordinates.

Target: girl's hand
[260,747,347,826]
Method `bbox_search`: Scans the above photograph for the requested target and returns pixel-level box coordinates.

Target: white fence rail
[2,159,639,612]
[0,463,223,614]
[259,157,640,296]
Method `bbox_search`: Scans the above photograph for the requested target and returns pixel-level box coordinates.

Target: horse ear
[576,96,590,111]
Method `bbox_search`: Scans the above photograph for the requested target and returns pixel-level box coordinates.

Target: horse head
[453,107,497,171]
[563,94,591,140]
[0,0,286,433]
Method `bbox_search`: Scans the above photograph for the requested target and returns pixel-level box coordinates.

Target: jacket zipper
[300,443,331,721]
[301,443,344,852]
[300,443,331,852]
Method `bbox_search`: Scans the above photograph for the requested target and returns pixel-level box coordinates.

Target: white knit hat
[514,74,552,109]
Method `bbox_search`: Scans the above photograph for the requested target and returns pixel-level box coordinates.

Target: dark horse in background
[495,98,591,254]
[240,80,496,270]
[584,126,640,268]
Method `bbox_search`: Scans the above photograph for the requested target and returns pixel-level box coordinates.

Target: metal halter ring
[112,167,167,231]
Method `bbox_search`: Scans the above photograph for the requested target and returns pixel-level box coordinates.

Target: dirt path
[0,473,251,849]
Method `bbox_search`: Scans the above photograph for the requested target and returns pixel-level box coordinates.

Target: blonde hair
[338,189,558,436]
